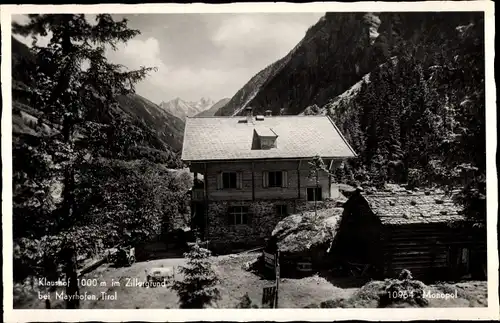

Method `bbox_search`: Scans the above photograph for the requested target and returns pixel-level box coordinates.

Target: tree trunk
[63,245,80,309]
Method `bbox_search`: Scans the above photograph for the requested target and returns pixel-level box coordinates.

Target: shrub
[378,270,428,307]
[235,293,259,308]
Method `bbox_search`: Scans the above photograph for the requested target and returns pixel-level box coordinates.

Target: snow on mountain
[159,97,215,121]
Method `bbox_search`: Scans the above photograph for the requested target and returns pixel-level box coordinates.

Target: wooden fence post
[274,251,280,308]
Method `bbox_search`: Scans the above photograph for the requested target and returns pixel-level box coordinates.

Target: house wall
[206,199,339,253]
[189,159,342,253]
[381,223,486,281]
[190,159,340,202]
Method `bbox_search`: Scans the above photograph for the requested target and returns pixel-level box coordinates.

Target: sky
[12,13,324,104]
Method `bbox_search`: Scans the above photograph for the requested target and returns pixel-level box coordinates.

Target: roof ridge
[326,115,358,157]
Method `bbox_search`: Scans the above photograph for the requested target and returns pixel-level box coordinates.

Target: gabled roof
[181,115,357,161]
[362,191,467,225]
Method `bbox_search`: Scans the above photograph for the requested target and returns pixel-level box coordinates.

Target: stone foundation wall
[206,199,339,253]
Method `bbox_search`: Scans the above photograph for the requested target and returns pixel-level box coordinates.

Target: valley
[9,10,488,312]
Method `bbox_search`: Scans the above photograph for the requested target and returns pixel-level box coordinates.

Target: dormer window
[260,137,276,149]
[252,128,278,150]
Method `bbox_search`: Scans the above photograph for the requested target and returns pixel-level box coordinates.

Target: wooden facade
[334,190,487,282]
[189,159,341,202]
[187,158,342,252]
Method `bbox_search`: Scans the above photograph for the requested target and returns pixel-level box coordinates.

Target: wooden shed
[333,189,486,282]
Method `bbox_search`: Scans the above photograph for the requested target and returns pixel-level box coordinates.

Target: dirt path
[79,258,187,309]
[59,253,357,309]
[14,253,487,309]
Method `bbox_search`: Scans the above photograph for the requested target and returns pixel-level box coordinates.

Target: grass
[13,253,487,309]
[307,278,488,308]
[212,254,356,308]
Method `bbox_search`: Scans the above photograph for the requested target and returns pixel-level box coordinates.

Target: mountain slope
[195,98,231,117]
[159,97,215,121]
[216,12,479,117]
[214,57,290,116]
[214,11,485,203]
[11,36,185,153]
[116,94,185,151]
[215,13,382,116]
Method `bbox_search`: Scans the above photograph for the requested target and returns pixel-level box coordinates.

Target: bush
[379,278,429,307]
[235,293,259,308]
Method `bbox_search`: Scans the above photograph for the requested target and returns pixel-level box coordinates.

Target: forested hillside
[218,12,486,222]
[326,14,485,222]
[11,15,191,289]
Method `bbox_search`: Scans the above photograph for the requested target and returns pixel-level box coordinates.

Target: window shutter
[227,207,234,225]
[263,171,269,188]
[216,172,223,190]
[237,172,243,189]
[281,171,288,188]
[246,208,253,225]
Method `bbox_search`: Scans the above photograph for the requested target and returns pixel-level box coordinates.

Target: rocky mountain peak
[159,97,217,121]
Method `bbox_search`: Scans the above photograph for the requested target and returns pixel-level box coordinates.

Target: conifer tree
[171,241,221,308]
[333,15,485,223]
[438,18,485,223]
[13,14,155,308]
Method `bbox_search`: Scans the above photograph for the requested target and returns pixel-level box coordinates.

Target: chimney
[245,107,253,123]
[265,110,272,116]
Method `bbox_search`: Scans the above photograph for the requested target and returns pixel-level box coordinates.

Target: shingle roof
[181,115,357,161]
[363,191,467,225]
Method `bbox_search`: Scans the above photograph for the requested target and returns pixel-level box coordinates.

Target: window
[276,204,288,217]
[269,171,282,187]
[217,172,242,189]
[260,137,277,149]
[228,206,249,225]
[307,187,323,202]
[263,171,287,188]
[223,172,237,189]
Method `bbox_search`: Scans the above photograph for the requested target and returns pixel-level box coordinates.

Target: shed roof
[181,115,356,161]
[363,191,467,225]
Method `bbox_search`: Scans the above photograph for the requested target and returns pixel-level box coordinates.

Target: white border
[1,2,497,322]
